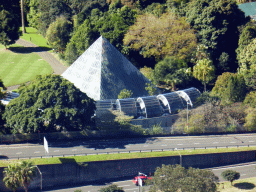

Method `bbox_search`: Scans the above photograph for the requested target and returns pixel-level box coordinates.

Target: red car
[132,173,152,186]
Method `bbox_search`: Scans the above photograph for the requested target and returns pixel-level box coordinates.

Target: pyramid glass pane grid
[62,36,152,101]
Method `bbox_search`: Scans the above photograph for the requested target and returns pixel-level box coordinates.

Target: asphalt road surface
[35,162,256,192]
[0,133,256,159]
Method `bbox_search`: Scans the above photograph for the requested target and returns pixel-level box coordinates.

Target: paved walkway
[7,39,68,91]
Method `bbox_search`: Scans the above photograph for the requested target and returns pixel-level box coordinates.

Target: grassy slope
[218,177,256,191]
[0,146,255,167]
[0,44,53,87]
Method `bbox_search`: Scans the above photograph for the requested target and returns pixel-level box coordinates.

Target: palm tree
[3,164,21,192]
[18,161,37,192]
[193,58,215,92]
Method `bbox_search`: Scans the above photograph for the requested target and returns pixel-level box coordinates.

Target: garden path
[7,39,68,91]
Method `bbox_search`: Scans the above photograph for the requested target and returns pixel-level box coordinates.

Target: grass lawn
[20,27,51,50]
[0,146,256,167]
[0,44,53,87]
[20,27,70,66]
[218,177,256,191]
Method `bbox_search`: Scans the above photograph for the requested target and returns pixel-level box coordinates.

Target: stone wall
[0,150,255,191]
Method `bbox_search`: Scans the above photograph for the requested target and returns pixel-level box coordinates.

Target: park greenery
[3,160,37,192]
[149,164,219,192]
[221,170,241,186]
[1,0,256,135]
[3,74,96,134]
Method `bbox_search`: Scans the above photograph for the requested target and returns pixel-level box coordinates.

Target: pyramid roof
[62,36,151,101]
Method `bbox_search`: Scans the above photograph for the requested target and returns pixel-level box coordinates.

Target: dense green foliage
[118,89,133,99]
[149,164,218,192]
[221,170,240,185]
[3,161,37,192]
[46,16,72,53]
[3,75,96,134]
[182,0,249,73]
[0,9,20,48]
[0,79,6,133]
[99,184,124,192]
[237,38,256,90]
[154,57,190,90]
[124,12,197,61]
[244,91,256,108]
[193,58,215,92]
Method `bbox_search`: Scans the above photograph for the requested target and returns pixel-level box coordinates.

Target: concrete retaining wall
[0,150,255,191]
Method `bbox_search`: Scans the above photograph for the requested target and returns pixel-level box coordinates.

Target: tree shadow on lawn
[8,46,51,54]
[234,182,255,190]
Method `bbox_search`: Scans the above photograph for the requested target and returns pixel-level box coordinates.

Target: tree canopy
[123,12,197,61]
[221,170,240,185]
[193,58,215,92]
[154,56,190,90]
[3,75,96,134]
[183,0,249,73]
[0,9,20,48]
[149,164,218,192]
[46,16,72,53]
[237,38,256,91]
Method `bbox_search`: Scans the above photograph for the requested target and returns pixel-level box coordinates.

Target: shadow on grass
[234,182,255,190]
[8,46,51,53]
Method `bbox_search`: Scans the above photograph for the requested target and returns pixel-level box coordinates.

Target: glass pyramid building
[62,36,151,101]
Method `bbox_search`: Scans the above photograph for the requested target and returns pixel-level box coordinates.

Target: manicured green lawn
[0,146,255,167]
[218,177,256,191]
[20,27,51,50]
[0,44,53,87]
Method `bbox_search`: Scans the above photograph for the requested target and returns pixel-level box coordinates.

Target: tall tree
[20,0,26,34]
[46,16,72,53]
[154,56,190,91]
[0,9,20,48]
[193,58,215,92]
[221,170,240,186]
[237,38,256,91]
[3,164,21,192]
[183,0,250,73]
[149,164,218,192]
[3,75,96,134]
[123,12,197,61]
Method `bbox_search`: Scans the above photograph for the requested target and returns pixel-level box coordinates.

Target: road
[33,162,256,192]
[0,133,256,159]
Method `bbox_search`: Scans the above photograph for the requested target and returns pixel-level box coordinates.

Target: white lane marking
[161,144,167,146]
[126,188,138,191]
[213,142,219,144]
[126,146,131,148]
[211,164,254,170]
[119,185,130,187]
[16,152,22,154]
[34,151,40,153]
[54,150,59,152]
[242,174,246,176]
[194,143,200,144]
[177,144,183,145]
[72,149,77,151]
[143,145,148,147]
[230,142,236,143]
[249,141,255,142]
